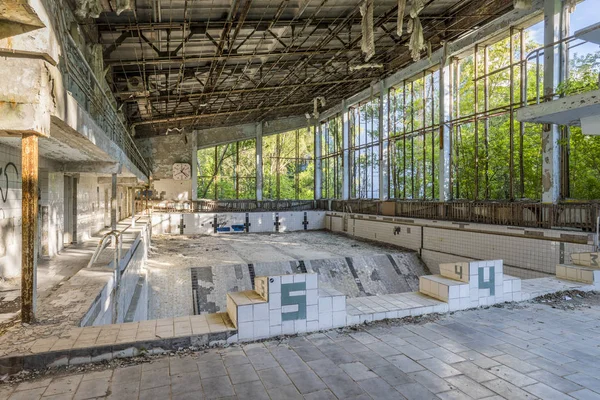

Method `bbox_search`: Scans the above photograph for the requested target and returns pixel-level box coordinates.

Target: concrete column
[439,51,452,201]
[541,0,564,203]
[131,187,136,227]
[21,133,38,323]
[342,100,350,200]
[379,82,388,201]
[256,122,263,201]
[191,131,198,201]
[111,173,117,230]
[315,121,322,200]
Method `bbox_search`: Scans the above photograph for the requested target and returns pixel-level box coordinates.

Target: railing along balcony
[62,35,151,179]
[522,34,597,107]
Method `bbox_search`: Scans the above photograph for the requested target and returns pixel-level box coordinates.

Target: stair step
[226,290,267,328]
[439,262,470,283]
[570,252,600,268]
[419,275,469,302]
[556,264,600,284]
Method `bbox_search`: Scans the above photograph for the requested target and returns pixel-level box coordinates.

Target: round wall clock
[172,163,191,180]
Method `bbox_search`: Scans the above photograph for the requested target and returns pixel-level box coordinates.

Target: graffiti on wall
[0,162,18,203]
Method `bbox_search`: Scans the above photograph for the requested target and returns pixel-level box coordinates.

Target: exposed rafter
[96,0,516,137]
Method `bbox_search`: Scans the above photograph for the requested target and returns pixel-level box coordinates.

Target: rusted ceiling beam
[105,48,365,66]
[117,77,377,102]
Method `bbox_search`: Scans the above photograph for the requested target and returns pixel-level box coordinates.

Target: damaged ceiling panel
[91,0,516,137]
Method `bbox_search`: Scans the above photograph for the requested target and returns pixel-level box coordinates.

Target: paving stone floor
[2,298,600,400]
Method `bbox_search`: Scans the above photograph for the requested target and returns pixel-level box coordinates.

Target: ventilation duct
[360,0,375,61]
[397,0,406,36]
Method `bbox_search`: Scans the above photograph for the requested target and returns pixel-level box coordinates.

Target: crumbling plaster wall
[135,132,194,201]
[134,115,309,201]
[0,140,132,280]
[0,142,64,278]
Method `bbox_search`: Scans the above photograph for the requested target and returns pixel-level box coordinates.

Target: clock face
[173,163,191,180]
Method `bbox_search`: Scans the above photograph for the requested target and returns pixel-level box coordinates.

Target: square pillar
[21,133,39,323]
[314,121,322,200]
[111,172,117,230]
[541,0,565,203]
[379,82,388,201]
[256,122,263,201]
[439,52,452,201]
[191,131,198,201]
[342,100,350,200]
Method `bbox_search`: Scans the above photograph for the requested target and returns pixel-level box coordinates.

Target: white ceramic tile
[319,297,332,313]
[307,305,318,321]
[305,274,318,289]
[307,320,319,332]
[270,325,282,336]
[269,309,282,326]
[254,303,269,320]
[269,276,281,294]
[332,296,346,312]
[254,321,270,339]
[238,322,254,340]
[282,320,295,335]
[238,305,253,323]
[294,319,307,333]
[318,312,332,330]
[282,304,299,313]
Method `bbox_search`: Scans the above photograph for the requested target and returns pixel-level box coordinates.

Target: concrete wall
[326,212,595,279]
[0,143,65,278]
[0,141,134,280]
[134,115,309,201]
[136,133,194,200]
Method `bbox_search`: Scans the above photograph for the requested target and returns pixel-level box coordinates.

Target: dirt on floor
[532,290,600,310]
[147,230,417,270]
[0,296,20,314]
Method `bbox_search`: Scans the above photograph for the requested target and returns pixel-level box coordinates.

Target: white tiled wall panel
[153,211,326,235]
[325,212,594,279]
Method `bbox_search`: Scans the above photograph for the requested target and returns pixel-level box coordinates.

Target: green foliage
[195,33,600,202]
[557,52,600,96]
[263,128,314,200]
[197,139,256,200]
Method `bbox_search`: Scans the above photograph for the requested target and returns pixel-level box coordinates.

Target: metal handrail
[87,230,122,269]
[63,35,151,179]
[522,34,591,107]
[87,230,123,324]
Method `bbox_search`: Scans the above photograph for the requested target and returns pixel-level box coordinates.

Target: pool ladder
[87,230,123,324]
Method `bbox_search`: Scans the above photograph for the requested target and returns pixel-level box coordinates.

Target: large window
[448,25,544,200]
[389,70,440,200]
[197,139,256,199]
[263,128,314,200]
[565,0,600,200]
[350,97,380,199]
[320,115,343,199]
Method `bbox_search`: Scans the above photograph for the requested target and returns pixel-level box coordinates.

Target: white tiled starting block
[227,273,346,341]
[225,259,524,343]
[556,252,600,286]
[420,260,522,311]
